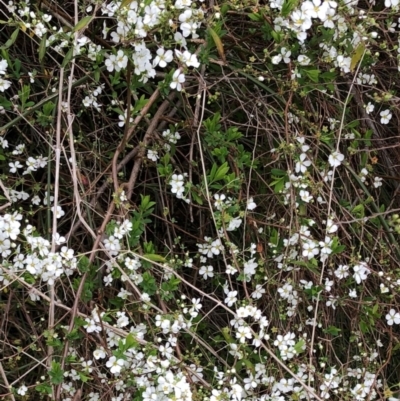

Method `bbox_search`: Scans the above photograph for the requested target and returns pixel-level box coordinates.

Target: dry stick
[112,88,161,196]
[112,62,133,194]
[193,85,324,400]
[189,64,207,223]
[54,1,104,397]
[126,91,176,199]
[308,49,367,389]
[67,147,139,241]
[0,180,11,211]
[46,67,64,397]
[9,358,48,390]
[0,361,16,401]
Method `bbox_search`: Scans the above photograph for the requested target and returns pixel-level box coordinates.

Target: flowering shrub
[1,0,400,400]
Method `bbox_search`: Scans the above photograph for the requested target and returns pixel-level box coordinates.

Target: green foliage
[48,362,64,385]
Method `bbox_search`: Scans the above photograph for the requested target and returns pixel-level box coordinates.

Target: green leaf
[143,253,166,263]
[351,204,365,218]
[331,244,346,255]
[133,94,149,114]
[120,0,136,8]
[73,16,93,32]
[208,27,226,63]
[78,255,90,273]
[270,176,285,193]
[248,13,262,21]
[35,383,52,395]
[294,339,305,354]
[61,47,74,68]
[323,326,341,336]
[350,42,365,72]
[270,168,287,176]
[79,372,90,382]
[221,327,234,344]
[1,27,19,49]
[209,162,229,183]
[281,0,298,17]
[304,69,320,83]
[39,34,47,63]
[125,333,139,350]
[49,362,64,385]
[191,190,203,205]
[140,271,157,295]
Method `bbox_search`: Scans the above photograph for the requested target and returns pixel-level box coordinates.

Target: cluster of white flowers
[0,59,11,92]
[0,213,77,286]
[162,129,181,151]
[82,84,104,112]
[100,0,201,86]
[273,331,299,360]
[169,173,189,202]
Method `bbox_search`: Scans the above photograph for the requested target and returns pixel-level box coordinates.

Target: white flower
[93,348,106,359]
[199,265,214,279]
[302,240,319,259]
[147,149,159,162]
[51,205,65,219]
[244,258,257,276]
[336,55,351,73]
[118,109,133,127]
[227,217,242,231]
[326,218,338,233]
[291,10,312,30]
[385,0,399,7]
[214,193,226,210]
[251,284,266,299]
[328,151,344,167]
[380,109,392,124]
[272,54,282,64]
[247,197,257,210]
[299,189,312,203]
[380,283,389,294]
[280,47,291,63]
[175,49,200,68]
[9,161,23,173]
[236,325,252,343]
[296,153,311,174]
[386,309,400,325]
[0,59,8,74]
[225,291,238,306]
[169,174,186,199]
[106,356,125,374]
[365,102,374,114]
[353,262,370,284]
[0,77,12,92]
[153,48,173,68]
[297,54,310,65]
[17,385,28,396]
[373,176,383,188]
[334,264,349,279]
[170,69,185,91]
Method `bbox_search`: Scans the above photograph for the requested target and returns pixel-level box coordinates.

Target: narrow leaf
[61,47,74,68]
[143,254,166,263]
[208,27,226,64]
[1,28,19,49]
[120,0,135,8]
[39,34,47,63]
[73,16,93,33]
[350,43,365,72]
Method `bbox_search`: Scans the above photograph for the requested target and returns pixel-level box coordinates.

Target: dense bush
[1,0,400,400]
